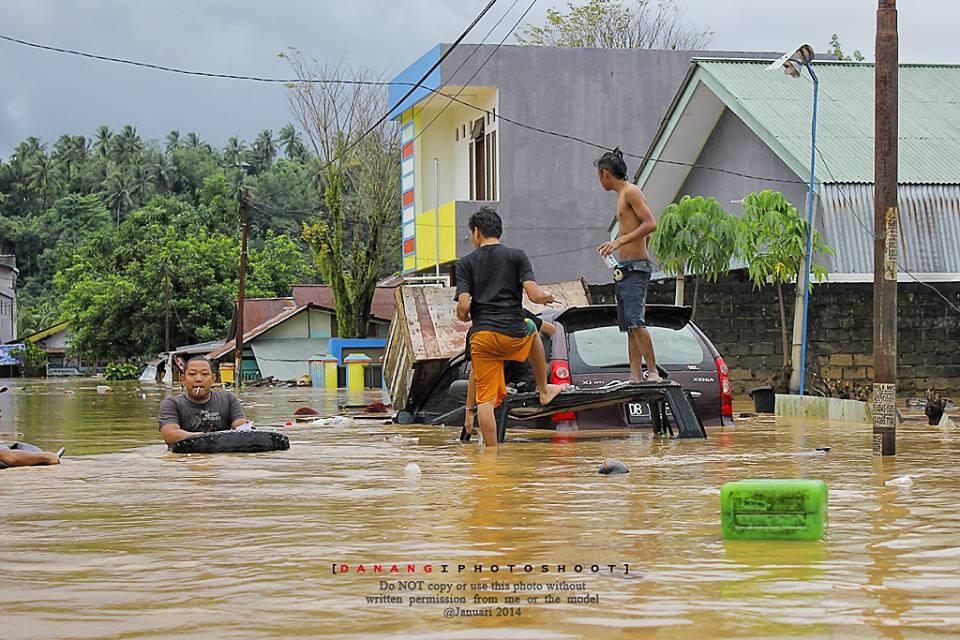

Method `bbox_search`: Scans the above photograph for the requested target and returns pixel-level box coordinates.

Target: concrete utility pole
[235,188,249,389]
[873,0,899,455]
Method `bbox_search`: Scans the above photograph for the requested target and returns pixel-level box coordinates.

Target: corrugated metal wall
[820,183,960,276]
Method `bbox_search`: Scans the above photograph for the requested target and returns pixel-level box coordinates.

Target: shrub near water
[105,362,140,381]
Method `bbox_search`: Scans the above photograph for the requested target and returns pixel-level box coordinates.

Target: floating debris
[404,463,422,476]
[886,475,914,488]
[599,459,629,475]
[310,416,353,428]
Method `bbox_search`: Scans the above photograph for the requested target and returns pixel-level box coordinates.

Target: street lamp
[768,43,818,396]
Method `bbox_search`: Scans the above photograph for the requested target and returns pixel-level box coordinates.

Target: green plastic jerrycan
[721,479,828,541]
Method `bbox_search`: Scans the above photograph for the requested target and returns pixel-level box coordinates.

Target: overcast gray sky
[0,0,954,157]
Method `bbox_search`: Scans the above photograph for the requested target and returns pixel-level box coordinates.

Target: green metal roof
[696,59,960,184]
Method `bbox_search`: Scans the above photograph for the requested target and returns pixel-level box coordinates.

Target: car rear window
[567,324,710,371]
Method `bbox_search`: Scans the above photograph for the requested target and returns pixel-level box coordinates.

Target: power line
[2,30,811,187]
[306,0,500,182]
[241,0,502,209]
[412,0,536,146]
[409,0,523,126]
[249,200,608,231]
[0,32,423,88]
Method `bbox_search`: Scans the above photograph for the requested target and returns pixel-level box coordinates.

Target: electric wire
[0,30,811,187]
[409,0,523,125]
[411,0,537,147]
[18,25,956,287]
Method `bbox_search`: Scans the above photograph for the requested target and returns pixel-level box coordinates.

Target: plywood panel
[383,279,591,411]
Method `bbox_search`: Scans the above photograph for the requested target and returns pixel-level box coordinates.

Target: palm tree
[100,171,134,225]
[22,136,44,159]
[153,152,178,193]
[111,125,144,167]
[165,130,181,152]
[223,136,247,168]
[185,132,203,149]
[130,161,154,206]
[279,124,308,160]
[52,134,76,189]
[252,129,277,172]
[94,126,113,160]
[72,135,91,192]
[28,152,57,210]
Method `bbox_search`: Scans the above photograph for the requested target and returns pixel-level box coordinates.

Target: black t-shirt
[455,244,535,338]
[157,392,245,433]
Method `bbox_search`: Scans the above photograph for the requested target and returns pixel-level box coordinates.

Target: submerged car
[406,304,735,432]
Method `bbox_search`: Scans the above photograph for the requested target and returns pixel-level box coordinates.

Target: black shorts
[615,268,651,332]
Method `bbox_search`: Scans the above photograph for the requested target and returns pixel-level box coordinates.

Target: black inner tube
[169,430,290,454]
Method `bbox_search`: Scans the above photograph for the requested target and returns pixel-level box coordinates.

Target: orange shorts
[470,330,536,407]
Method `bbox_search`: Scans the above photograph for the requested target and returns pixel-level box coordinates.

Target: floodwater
[2,378,960,639]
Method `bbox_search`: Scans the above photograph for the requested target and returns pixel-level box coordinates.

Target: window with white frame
[467,111,497,201]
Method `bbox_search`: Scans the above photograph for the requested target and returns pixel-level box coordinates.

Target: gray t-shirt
[158,392,245,433]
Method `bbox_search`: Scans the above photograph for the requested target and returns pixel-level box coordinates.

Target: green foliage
[516,0,712,49]
[55,195,316,360]
[104,362,140,381]
[736,190,834,291]
[0,123,378,350]
[829,34,864,62]
[650,195,737,283]
[286,50,401,338]
[11,342,47,377]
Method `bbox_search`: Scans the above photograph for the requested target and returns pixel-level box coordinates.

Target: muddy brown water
[2,378,960,639]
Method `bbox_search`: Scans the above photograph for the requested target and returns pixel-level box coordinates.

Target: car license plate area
[625,402,650,424]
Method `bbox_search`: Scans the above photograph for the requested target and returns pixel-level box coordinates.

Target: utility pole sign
[873,0,898,456]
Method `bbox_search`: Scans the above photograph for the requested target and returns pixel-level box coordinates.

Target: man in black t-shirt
[158,356,248,445]
[455,206,565,445]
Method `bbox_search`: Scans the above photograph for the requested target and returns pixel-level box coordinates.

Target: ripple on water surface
[2,379,960,638]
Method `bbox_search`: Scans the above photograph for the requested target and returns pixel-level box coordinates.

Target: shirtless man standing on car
[596,148,660,382]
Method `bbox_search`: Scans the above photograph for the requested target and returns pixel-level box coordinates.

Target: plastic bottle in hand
[600,251,619,269]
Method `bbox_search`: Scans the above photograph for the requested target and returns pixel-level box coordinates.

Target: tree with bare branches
[516,0,713,50]
[284,50,401,338]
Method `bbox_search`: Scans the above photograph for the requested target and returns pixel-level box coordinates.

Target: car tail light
[551,360,576,422]
[716,355,733,418]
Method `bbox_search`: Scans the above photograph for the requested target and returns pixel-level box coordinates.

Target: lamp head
[767,43,815,77]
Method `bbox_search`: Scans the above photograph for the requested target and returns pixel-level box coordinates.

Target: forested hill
[0,124,397,359]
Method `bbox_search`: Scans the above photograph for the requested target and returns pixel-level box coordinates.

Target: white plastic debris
[310,416,353,427]
[885,475,914,487]
[404,463,422,476]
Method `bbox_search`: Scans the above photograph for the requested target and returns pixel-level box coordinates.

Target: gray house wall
[438,45,776,284]
[674,108,809,214]
[0,256,17,344]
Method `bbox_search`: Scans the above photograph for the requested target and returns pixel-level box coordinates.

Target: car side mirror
[448,379,470,401]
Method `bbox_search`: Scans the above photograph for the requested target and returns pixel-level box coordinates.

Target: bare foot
[539,384,566,405]
[645,373,663,383]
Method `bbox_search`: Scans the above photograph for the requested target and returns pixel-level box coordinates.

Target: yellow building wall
[414,202,457,271]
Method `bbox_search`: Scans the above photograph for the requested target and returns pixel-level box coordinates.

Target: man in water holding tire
[158,356,248,445]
